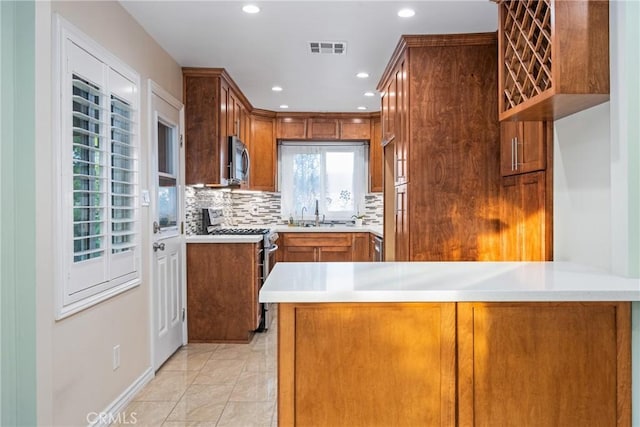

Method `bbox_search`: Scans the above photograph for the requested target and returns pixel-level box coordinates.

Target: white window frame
[53,15,141,319]
[278,141,368,221]
[155,117,180,236]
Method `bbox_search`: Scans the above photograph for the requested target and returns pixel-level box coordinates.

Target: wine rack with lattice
[501,0,552,111]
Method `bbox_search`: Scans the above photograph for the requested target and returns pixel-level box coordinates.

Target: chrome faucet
[300,206,307,226]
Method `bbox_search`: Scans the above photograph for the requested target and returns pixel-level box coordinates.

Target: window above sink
[279,142,367,221]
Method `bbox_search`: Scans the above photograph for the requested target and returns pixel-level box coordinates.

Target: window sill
[55,277,140,321]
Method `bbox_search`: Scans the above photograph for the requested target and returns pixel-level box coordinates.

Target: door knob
[153,221,161,234]
[153,242,165,252]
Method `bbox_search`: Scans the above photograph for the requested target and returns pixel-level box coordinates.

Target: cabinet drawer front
[284,233,352,247]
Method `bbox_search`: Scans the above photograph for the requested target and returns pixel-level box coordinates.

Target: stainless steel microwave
[228,135,249,184]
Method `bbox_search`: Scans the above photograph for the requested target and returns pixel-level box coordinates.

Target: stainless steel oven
[258,231,279,331]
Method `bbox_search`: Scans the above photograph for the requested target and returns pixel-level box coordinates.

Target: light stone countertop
[185,235,264,244]
[272,225,383,237]
[259,261,640,303]
[186,225,383,243]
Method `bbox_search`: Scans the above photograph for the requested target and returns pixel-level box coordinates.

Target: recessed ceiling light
[272,86,283,92]
[398,8,415,18]
[242,4,260,14]
[279,104,289,109]
[356,72,369,79]
[364,91,375,97]
[357,106,367,110]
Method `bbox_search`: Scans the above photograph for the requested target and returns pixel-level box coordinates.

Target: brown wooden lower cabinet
[186,243,260,343]
[351,233,370,261]
[277,302,631,427]
[500,171,549,261]
[280,245,316,263]
[317,245,351,262]
[279,232,371,262]
[458,302,631,427]
[278,303,457,427]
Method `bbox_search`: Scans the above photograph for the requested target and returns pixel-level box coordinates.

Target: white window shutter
[56,17,141,317]
[66,41,109,298]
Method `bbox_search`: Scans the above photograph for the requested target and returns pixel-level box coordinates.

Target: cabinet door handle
[514,136,519,170]
[511,138,515,171]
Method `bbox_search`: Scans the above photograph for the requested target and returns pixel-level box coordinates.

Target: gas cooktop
[207,228,271,235]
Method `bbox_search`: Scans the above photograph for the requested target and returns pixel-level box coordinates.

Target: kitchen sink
[288,222,338,228]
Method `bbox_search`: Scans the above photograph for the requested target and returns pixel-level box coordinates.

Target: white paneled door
[150,82,185,369]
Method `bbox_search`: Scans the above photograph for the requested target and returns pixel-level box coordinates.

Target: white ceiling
[120,1,498,113]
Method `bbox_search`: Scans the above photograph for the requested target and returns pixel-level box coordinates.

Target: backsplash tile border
[185,187,382,235]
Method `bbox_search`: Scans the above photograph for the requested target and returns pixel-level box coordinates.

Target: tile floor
[117,308,278,426]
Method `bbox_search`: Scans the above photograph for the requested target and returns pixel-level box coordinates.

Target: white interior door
[150,82,185,369]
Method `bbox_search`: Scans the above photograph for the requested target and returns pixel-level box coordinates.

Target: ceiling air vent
[309,41,347,55]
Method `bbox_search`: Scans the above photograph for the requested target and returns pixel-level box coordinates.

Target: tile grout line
[140,314,278,426]
[158,349,212,426]
[215,344,255,427]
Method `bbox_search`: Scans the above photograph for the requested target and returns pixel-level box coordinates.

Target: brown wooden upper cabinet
[249,114,276,192]
[276,117,307,139]
[227,87,248,142]
[339,118,371,140]
[183,69,225,185]
[381,69,397,144]
[369,116,382,192]
[380,56,407,184]
[308,118,339,140]
[276,116,374,140]
[498,0,609,121]
[500,121,545,176]
[183,68,252,185]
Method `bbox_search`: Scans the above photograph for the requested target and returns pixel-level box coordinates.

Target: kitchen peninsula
[260,262,640,426]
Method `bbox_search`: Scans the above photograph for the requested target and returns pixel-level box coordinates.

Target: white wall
[553,103,612,270]
[609,0,640,279]
[554,2,640,277]
[35,2,183,425]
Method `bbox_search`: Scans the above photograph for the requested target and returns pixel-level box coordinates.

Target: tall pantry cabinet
[379,33,503,261]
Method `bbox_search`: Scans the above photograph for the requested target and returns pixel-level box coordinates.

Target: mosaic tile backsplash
[185,187,382,235]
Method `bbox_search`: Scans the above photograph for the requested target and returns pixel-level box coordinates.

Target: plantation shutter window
[57,20,141,318]
[109,68,138,282]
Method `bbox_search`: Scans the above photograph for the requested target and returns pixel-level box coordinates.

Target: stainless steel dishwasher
[372,235,383,261]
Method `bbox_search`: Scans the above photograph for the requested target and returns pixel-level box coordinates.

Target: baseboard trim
[87,367,154,427]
